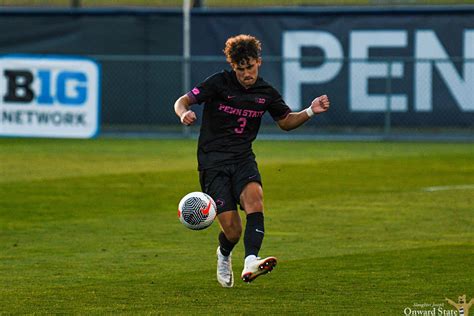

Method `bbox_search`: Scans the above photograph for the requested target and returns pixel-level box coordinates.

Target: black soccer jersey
[187,70,291,171]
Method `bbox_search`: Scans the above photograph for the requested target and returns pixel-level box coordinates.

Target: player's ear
[257,57,262,67]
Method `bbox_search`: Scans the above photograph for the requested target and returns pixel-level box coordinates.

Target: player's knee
[217,210,242,242]
[242,193,264,212]
[241,183,264,211]
[245,199,264,212]
[225,226,242,243]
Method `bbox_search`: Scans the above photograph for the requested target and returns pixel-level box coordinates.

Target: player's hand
[310,95,330,114]
[180,110,197,126]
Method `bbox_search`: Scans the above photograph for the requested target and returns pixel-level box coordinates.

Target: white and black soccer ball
[178,192,217,230]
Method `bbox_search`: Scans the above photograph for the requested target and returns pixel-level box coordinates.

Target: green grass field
[1,138,473,314]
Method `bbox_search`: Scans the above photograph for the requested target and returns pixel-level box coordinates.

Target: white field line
[422,184,474,192]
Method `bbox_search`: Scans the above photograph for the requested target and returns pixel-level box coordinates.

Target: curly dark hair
[223,34,262,65]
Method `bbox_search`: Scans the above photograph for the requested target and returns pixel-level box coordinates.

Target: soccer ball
[178,192,217,230]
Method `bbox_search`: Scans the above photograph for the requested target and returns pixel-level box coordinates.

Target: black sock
[218,231,237,257]
[244,212,265,258]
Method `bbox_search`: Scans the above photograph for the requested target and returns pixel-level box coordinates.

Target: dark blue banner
[0,7,473,128]
[191,8,474,127]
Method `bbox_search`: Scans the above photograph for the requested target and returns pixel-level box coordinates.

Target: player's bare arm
[277,94,330,131]
[174,94,197,126]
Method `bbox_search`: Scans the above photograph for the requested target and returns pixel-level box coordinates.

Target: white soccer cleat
[241,255,277,283]
[216,247,234,288]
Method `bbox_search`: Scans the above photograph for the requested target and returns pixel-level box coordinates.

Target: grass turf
[0,138,473,314]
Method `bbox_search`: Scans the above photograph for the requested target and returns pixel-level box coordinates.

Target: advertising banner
[0,9,472,128]
[0,55,100,138]
[191,10,474,127]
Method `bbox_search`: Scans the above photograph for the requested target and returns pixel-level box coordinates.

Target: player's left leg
[240,182,265,258]
[239,182,277,283]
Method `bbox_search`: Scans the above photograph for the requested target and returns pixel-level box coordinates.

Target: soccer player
[174,34,330,287]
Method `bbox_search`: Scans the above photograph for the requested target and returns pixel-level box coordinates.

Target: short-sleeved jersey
[187,70,291,171]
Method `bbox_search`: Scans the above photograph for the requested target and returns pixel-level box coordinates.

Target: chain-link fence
[0,3,471,140]
[93,55,474,140]
[0,0,472,7]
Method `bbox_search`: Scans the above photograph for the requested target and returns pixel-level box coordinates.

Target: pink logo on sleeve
[192,87,200,95]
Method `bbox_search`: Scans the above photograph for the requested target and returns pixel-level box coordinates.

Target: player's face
[232,57,262,89]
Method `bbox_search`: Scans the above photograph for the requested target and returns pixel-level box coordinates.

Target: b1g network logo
[0,55,100,138]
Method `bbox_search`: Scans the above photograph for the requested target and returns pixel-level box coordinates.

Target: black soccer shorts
[199,159,262,214]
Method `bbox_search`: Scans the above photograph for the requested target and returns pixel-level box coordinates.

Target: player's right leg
[200,166,241,288]
[216,211,242,288]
